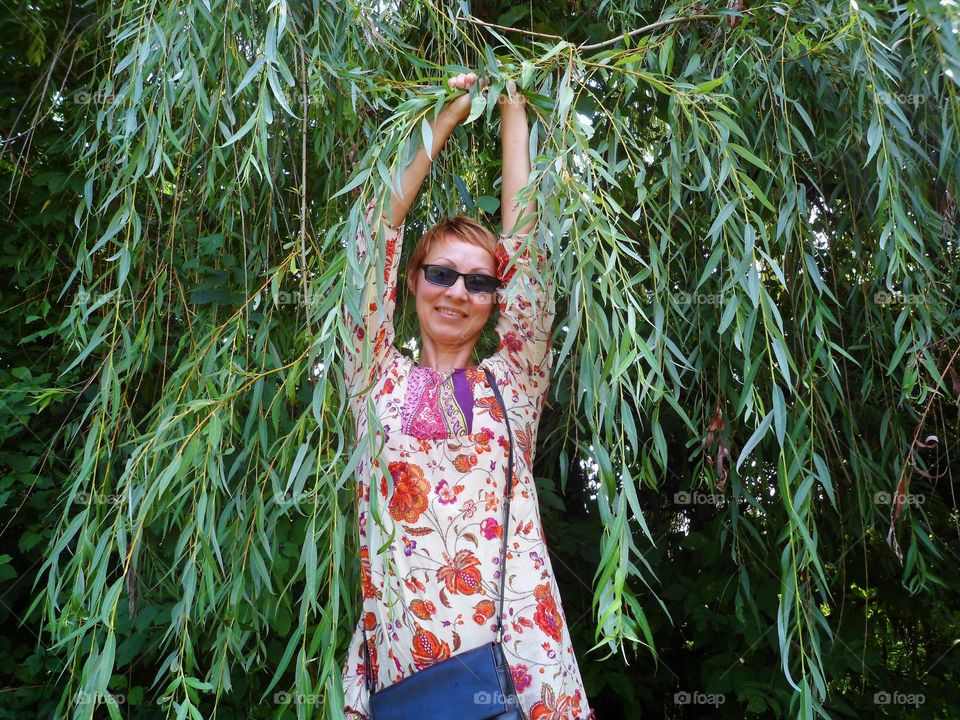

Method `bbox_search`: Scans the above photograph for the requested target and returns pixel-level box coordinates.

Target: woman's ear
[406,271,417,296]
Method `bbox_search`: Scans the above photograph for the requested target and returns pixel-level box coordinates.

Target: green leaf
[464,94,486,124]
[736,410,773,472]
[728,142,773,174]
[695,75,727,93]
[658,34,674,75]
[330,167,371,199]
[475,195,499,213]
[420,117,434,160]
[772,384,786,447]
[812,451,836,509]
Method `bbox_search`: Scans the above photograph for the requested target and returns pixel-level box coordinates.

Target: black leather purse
[360,366,527,720]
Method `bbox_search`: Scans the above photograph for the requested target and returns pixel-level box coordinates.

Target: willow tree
[2,0,959,718]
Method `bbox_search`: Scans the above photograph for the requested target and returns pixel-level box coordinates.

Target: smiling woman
[341,70,595,719]
[405,215,501,364]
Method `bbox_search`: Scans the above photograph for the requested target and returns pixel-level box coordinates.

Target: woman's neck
[418,338,476,373]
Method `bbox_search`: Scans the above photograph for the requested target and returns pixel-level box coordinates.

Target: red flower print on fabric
[436,549,483,595]
[533,583,564,642]
[403,575,426,594]
[511,664,532,693]
[530,683,584,720]
[511,615,534,635]
[360,547,376,599]
[384,236,397,281]
[495,240,532,287]
[501,331,523,353]
[473,429,493,453]
[452,453,478,472]
[382,461,429,523]
[480,517,502,540]
[409,599,436,620]
[472,599,495,625]
[475,396,505,422]
[411,623,451,670]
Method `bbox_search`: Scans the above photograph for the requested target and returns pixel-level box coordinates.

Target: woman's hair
[406,216,498,289]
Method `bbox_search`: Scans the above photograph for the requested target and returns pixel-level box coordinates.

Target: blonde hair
[406,216,498,290]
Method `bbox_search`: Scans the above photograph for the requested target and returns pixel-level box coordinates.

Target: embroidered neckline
[413,363,481,377]
[401,364,477,438]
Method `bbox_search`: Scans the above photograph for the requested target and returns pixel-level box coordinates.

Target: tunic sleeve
[492,231,556,414]
[343,201,404,394]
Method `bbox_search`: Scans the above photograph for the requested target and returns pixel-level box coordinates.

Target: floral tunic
[340,204,594,720]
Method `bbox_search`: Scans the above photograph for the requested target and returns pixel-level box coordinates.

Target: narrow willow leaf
[772,384,786,447]
[420,117,434,160]
[331,168,371,200]
[812,451,836,509]
[728,142,773,174]
[220,111,258,148]
[736,410,774,472]
[464,94,485,124]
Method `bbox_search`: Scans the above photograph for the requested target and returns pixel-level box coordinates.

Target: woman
[341,71,594,720]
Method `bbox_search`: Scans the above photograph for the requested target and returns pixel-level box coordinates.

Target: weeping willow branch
[459,11,724,52]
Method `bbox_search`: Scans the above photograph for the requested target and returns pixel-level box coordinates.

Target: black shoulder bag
[359,366,527,720]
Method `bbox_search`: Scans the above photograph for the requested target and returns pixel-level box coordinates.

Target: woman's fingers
[447,72,478,91]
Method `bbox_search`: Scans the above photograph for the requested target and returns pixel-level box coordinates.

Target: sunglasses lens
[425,266,457,286]
[465,276,500,293]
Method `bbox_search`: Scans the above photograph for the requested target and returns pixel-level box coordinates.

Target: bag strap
[484,366,513,644]
[360,364,514,695]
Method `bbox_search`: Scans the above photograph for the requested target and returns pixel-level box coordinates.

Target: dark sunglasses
[418,263,502,294]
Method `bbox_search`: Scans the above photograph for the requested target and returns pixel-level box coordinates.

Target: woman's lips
[436,307,466,319]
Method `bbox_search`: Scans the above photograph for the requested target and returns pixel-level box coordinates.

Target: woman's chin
[426,326,477,346]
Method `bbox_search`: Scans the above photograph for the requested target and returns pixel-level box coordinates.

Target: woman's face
[407,234,497,355]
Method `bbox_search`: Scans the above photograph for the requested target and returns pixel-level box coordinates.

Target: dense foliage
[2,0,959,718]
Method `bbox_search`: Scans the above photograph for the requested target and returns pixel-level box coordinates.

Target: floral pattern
[340,204,594,719]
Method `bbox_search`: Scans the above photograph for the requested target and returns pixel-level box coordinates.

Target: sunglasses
[418,263,502,294]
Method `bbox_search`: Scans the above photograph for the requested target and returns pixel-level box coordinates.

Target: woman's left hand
[444,72,481,124]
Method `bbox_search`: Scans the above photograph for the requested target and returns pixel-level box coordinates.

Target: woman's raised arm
[388,73,479,228]
[499,80,535,236]
[493,81,554,415]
